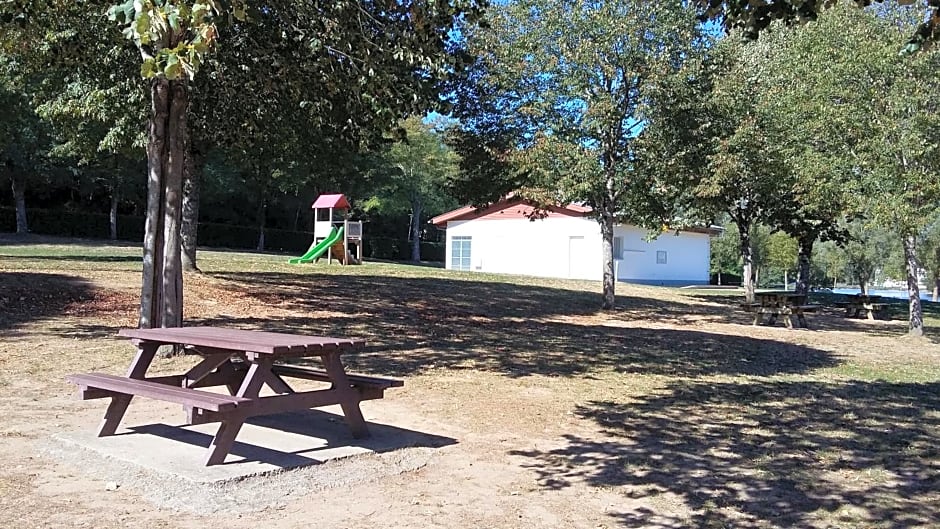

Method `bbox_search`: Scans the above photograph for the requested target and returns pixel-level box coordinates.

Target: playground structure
[288,194,363,265]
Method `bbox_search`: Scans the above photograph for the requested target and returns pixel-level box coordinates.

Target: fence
[0,207,444,261]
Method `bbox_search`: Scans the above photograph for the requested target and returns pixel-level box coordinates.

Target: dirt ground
[2,238,939,528]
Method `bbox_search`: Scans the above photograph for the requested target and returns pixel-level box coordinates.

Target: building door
[568,236,591,279]
[451,236,472,271]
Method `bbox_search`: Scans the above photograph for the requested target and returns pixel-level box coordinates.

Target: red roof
[430,197,591,227]
[311,194,350,209]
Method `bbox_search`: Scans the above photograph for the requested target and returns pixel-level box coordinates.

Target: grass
[2,233,940,528]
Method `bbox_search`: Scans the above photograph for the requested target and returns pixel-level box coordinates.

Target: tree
[763,5,940,334]
[34,74,147,241]
[765,232,799,289]
[832,222,893,294]
[665,36,792,302]
[454,0,706,309]
[813,241,848,288]
[697,0,940,53]
[710,221,742,285]
[0,52,52,234]
[101,0,230,328]
[365,117,460,262]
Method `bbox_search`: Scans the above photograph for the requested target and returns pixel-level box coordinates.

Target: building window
[656,250,667,264]
[613,237,623,260]
[451,236,472,271]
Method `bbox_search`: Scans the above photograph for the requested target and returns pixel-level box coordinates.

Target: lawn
[2,234,939,528]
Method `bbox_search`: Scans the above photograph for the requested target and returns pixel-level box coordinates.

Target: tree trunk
[410,198,423,262]
[256,198,267,252]
[11,173,27,234]
[795,235,814,295]
[140,79,169,329]
[181,147,200,272]
[738,223,755,303]
[933,277,939,303]
[717,272,722,286]
[860,280,868,296]
[109,190,119,240]
[783,270,788,291]
[600,213,616,310]
[160,81,187,329]
[902,232,924,336]
[139,78,187,330]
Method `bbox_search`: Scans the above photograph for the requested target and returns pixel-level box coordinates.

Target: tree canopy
[698,0,940,53]
[453,0,707,309]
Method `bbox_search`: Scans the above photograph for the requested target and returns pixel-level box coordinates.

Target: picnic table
[834,294,888,320]
[740,291,819,329]
[67,327,402,466]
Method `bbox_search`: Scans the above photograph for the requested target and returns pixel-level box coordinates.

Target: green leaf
[164,53,181,80]
[135,12,151,44]
[107,1,134,23]
[140,58,158,78]
[167,12,180,32]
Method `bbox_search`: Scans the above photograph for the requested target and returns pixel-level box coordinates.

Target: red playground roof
[311,194,350,210]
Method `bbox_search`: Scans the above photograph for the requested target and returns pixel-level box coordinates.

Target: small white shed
[431,198,715,285]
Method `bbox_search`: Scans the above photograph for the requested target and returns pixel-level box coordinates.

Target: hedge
[0,207,444,261]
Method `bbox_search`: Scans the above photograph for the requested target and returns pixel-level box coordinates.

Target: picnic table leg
[182,353,235,388]
[205,419,244,466]
[753,311,763,326]
[204,357,272,466]
[215,361,246,395]
[796,311,807,329]
[97,342,159,437]
[784,313,793,329]
[322,353,369,438]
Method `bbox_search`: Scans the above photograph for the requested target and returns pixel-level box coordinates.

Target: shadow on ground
[127,409,456,469]
[5,255,141,263]
[511,379,940,528]
[187,272,839,379]
[0,272,99,331]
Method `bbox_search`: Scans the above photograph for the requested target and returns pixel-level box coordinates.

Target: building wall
[444,217,710,284]
[613,226,711,285]
[445,216,603,280]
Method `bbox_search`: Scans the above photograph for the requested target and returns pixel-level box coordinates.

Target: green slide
[288,226,344,264]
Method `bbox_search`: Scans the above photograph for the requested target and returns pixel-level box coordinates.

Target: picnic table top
[754,291,807,301]
[117,327,366,356]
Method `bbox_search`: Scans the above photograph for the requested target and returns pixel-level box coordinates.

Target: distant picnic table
[67,327,402,466]
[834,294,889,320]
[740,291,819,329]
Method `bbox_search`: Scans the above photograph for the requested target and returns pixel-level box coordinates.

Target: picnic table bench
[740,291,819,329]
[834,295,889,320]
[67,327,402,466]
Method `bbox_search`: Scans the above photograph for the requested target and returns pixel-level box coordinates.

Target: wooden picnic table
[67,327,402,466]
[835,294,888,320]
[740,291,818,329]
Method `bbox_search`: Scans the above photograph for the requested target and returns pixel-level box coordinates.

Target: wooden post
[328,207,333,265]
[343,219,349,265]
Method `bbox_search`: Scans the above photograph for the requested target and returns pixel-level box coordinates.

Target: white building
[431,198,716,285]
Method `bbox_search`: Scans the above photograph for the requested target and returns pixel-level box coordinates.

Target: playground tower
[311,193,362,264]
